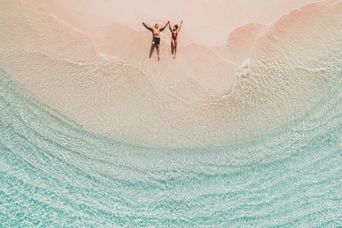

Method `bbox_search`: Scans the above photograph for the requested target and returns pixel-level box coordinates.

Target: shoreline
[0,0,341,148]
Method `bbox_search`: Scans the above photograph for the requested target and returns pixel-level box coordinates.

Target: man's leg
[156,45,160,61]
[149,43,155,58]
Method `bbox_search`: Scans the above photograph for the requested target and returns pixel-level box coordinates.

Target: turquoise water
[0,69,341,227]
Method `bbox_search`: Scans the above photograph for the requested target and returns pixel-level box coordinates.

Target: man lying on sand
[142,21,169,61]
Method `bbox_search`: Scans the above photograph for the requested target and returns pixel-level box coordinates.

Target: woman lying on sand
[142,21,169,61]
[169,20,183,59]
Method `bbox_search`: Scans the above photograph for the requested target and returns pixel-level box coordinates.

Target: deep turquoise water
[0,69,341,227]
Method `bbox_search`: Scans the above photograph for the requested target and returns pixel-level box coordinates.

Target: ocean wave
[0,68,341,226]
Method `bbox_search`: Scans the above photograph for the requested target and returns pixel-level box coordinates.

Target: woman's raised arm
[168,22,173,32]
[178,20,184,32]
[160,21,170,32]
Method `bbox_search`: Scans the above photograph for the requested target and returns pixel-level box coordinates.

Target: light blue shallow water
[0,69,341,227]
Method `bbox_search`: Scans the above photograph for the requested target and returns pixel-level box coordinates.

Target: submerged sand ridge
[0,0,341,148]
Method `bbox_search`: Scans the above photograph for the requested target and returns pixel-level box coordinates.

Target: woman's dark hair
[174,25,179,29]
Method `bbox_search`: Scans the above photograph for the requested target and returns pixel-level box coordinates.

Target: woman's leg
[173,41,178,59]
[171,40,175,56]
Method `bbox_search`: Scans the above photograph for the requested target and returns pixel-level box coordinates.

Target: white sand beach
[1,0,341,147]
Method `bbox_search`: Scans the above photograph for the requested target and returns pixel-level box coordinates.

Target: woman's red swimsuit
[172,30,178,41]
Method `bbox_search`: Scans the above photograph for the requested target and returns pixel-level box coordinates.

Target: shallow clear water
[0,68,341,227]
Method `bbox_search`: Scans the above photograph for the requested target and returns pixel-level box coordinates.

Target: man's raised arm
[142,22,153,32]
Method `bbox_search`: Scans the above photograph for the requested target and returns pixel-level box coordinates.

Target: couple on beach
[142,20,183,61]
